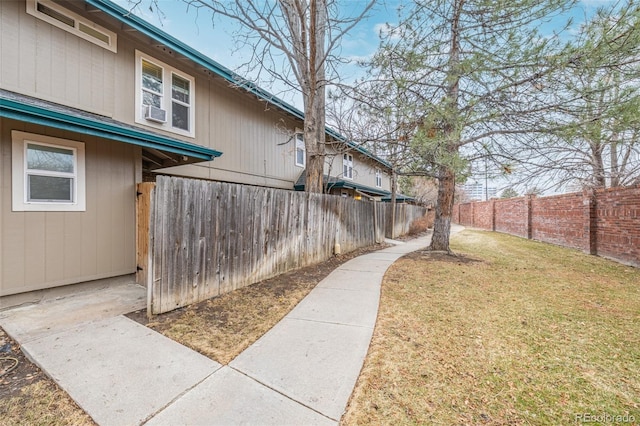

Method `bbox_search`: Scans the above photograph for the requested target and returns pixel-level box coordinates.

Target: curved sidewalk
[0,227,462,425]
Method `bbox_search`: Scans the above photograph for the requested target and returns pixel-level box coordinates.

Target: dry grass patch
[128,243,389,364]
[0,381,94,426]
[343,230,640,425]
[0,328,94,426]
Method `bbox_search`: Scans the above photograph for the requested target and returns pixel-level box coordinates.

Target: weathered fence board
[385,202,427,238]
[148,176,427,314]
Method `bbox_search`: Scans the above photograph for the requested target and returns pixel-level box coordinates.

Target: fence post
[583,189,597,255]
[526,195,534,239]
[490,199,496,231]
[471,202,475,227]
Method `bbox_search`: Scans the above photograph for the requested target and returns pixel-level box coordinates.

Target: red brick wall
[473,201,494,230]
[494,197,528,238]
[453,185,640,267]
[595,186,640,266]
[459,203,474,226]
[531,193,587,251]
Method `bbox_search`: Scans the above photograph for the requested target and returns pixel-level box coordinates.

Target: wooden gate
[136,182,155,288]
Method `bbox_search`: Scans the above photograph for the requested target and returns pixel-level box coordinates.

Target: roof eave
[0,96,221,162]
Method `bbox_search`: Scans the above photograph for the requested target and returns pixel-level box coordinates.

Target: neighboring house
[0,0,393,298]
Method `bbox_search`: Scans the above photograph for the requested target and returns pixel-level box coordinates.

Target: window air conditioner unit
[144,105,167,123]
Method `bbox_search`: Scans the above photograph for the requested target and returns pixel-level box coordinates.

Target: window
[295,133,305,167]
[12,131,86,212]
[172,75,191,131]
[343,154,353,179]
[26,0,117,52]
[375,169,382,188]
[135,51,195,138]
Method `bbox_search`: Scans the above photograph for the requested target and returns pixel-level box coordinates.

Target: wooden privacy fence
[386,203,431,238]
[142,176,427,315]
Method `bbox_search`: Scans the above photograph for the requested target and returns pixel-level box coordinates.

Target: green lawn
[343,230,640,425]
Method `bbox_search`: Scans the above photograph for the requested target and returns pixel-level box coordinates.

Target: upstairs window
[12,131,86,212]
[343,154,353,179]
[135,51,195,138]
[375,169,382,187]
[142,60,163,110]
[26,0,117,52]
[295,133,305,167]
[172,75,191,131]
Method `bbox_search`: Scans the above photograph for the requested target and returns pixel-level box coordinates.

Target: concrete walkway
[0,227,462,425]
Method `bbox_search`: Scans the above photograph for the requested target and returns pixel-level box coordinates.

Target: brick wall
[473,200,494,230]
[531,193,587,251]
[595,186,640,266]
[453,185,640,267]
[459,203,473,226]
[494,197,529,238]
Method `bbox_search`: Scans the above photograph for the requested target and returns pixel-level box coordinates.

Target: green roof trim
[328,180,390,196]
[294,175,391,197]
[381,194,416,202]
[89,0,391,169]
[0,93,221,161]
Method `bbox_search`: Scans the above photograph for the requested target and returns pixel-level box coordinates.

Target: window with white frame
[12,131,86,212]
[26,0,117,52]
[343,154,353,179]
[375,168,382,187]
[135,51,195,137]
[295,133,305,167]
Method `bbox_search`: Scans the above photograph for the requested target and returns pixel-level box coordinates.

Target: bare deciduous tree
[149,0,374,193]
[501,2,640,190]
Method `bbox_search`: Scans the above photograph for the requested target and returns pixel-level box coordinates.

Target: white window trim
[12,131,86,212]
[26,0,117,53]
[135,50,196,138]
[375,168,382,188]
[295,132,305,167]
[343,154,353,180]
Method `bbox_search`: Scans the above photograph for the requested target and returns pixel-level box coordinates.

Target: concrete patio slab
[21,316,221,426]
[0,283,145,342]
[230,317,374,421]
[287,287,380,328]
[146,366,336,426]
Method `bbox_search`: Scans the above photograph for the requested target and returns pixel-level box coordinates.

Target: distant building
[460,182,497,201]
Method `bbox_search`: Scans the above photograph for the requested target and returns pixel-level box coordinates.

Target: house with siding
[0,0,395,300]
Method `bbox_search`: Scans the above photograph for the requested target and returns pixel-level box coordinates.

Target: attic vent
[145,105,167,123]
[27,0,117,53]
[36,2,74,27]
[78,22,110,46]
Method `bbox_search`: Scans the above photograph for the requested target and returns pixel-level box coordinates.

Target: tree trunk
[427,0,461,252]
[429,165,455,251]
[302,0,327,194]
[591,141,606,188]
[302,82,326,193]
[610,134,620,188]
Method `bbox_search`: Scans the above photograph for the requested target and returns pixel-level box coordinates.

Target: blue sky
[113,0,614,108]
